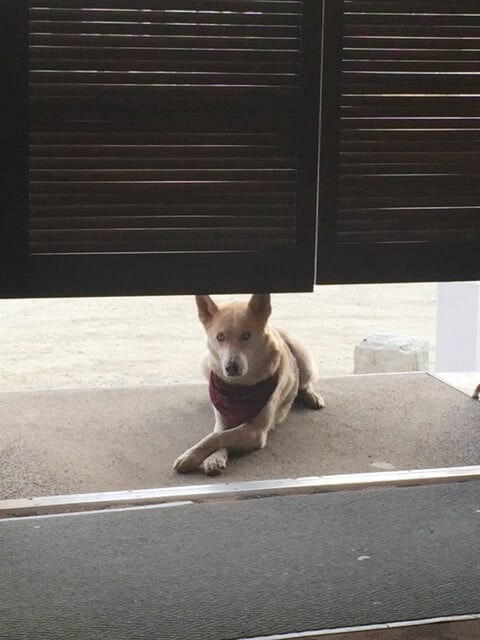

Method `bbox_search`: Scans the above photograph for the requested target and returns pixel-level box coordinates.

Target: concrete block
[354,333,429,374]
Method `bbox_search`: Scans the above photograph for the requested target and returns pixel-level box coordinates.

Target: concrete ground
[0,283,437,391]
[1,372,479,499]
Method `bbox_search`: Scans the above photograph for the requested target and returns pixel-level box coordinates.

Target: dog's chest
[208,371,279,428]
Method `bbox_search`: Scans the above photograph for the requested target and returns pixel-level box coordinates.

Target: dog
[173,293,324,475]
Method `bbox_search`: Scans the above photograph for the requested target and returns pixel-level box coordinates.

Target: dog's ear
[248,294,271,322]
[195,295,218,325]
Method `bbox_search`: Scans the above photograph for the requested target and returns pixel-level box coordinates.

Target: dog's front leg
[173,409,272,474]
[201,409,229,476]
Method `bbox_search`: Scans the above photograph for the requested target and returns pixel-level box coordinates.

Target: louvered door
[1,1,321,297]
[317,0,480,284]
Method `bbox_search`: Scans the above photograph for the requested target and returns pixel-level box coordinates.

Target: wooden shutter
[1,1,321,297]
[317,0,480,284]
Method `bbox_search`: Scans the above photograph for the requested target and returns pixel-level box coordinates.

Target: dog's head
[195,294,271,380]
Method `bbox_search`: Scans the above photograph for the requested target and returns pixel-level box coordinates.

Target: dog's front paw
[201,449,228,476]
[173,448,204,473]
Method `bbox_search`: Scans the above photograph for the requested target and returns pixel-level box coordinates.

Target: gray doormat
[1,482,479,640]
[0,373,479,499]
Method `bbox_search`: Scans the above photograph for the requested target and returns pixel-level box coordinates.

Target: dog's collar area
[209,370,279,429]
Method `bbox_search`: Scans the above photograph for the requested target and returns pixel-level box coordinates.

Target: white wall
[435,282,480,372]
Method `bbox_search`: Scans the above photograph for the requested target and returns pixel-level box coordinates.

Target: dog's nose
[225,360,240,376]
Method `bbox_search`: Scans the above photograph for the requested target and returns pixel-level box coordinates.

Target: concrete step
[0,372,479,500]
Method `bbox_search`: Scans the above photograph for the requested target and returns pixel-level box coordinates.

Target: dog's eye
[241,331,251,341]
[216,332,225,342]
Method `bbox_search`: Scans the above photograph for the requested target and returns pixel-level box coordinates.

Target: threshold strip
[1,465,479,518]
[237,614,480,640]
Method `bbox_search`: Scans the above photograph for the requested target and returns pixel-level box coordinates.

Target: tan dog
[174,294,324,475]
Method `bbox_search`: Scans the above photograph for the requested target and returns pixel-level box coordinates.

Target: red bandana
[209,370,279,429]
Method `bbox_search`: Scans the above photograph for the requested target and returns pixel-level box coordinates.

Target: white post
[435,282,480,372]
